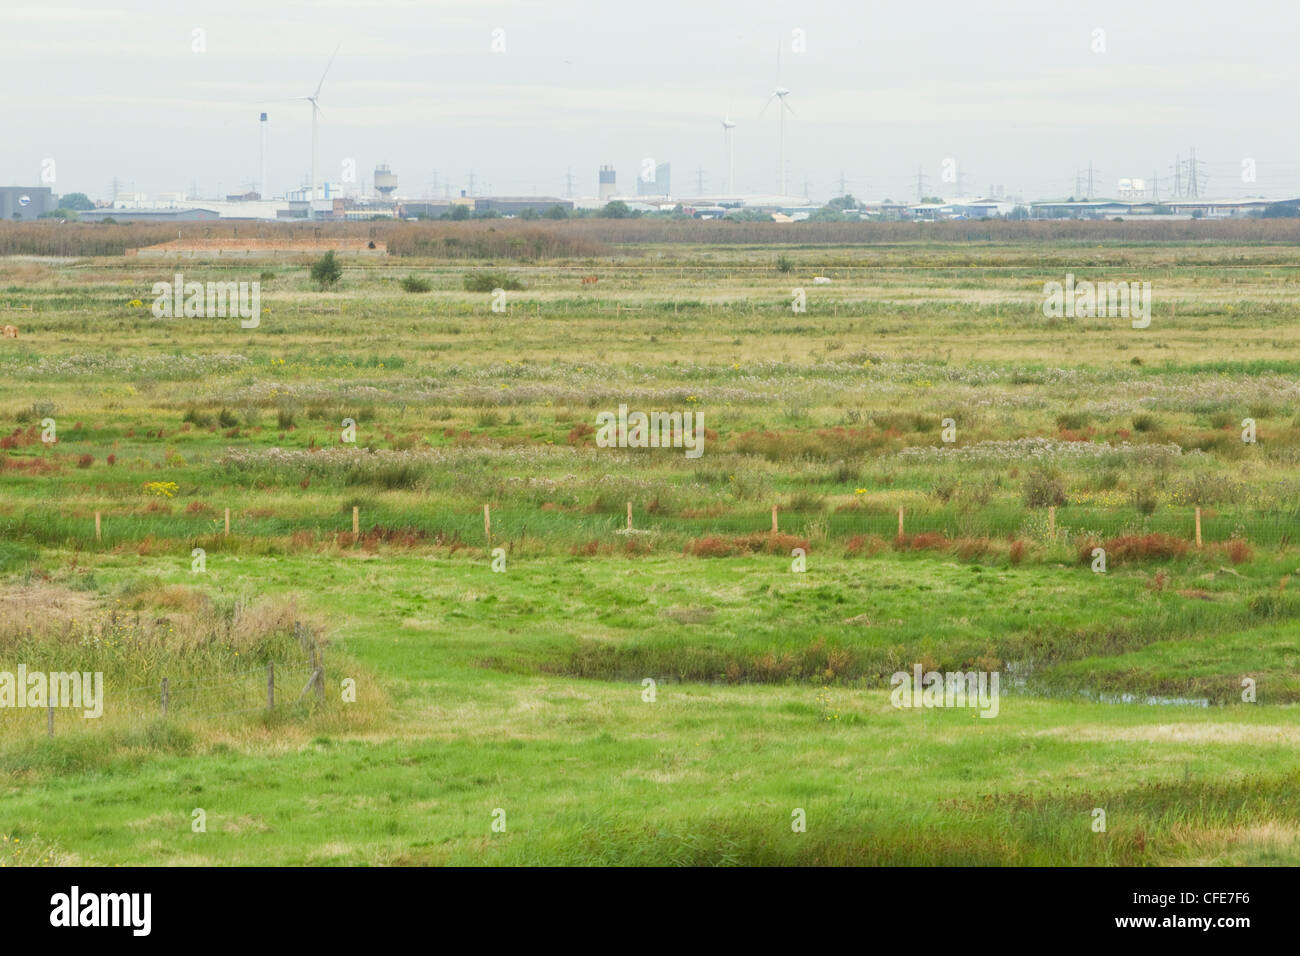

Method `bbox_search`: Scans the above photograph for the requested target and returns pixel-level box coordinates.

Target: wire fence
[4,501,1298,552]
[820,506,1298,548]
[2,657,325,739]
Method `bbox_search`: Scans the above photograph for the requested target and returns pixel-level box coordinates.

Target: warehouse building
[471,197,573,216]
[0,186,56,220]
[77,206,220,222]
[398,197,573,218]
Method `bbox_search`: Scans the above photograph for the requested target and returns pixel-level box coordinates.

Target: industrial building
[77,206,220,222]
[636,162,671,197]
[471,196,572,216]
[1027,197,1299,219]
[0,186,56,220]
[899,198,1020,220]
[598,165,617,201]
[398,197,573,218]
[399,201,454,218]
[374,165,398,198]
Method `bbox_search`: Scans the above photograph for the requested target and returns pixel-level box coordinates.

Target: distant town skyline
[3,0,1299,202]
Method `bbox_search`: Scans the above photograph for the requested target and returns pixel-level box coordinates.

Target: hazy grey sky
[2,0,1297,201]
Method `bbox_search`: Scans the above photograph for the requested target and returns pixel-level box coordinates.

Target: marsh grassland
[1,224,1298,865]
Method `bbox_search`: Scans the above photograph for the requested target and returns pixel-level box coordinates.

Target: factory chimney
[259,113,269,200]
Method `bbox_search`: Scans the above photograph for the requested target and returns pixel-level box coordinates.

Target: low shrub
[464,272,524,292]
[1079,533,1189,564]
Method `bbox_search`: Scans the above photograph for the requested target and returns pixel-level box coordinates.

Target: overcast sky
[2,0,1297,202]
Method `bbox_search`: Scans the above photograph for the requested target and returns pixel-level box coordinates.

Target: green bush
[182,407,213,428]
[310,250,342,288]
[1130,485,1159,515]
[598,200,632,219]
[463,272,524,292]
[400,276,432,293]
[1022,469,1065,508]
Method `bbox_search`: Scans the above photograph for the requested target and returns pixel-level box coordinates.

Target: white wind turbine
[761,86,794,197]
[721,116,737,195]
[293,44,340,220]
[761,41,795,199]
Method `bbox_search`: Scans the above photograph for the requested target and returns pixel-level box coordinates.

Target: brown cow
[1,325,17,339]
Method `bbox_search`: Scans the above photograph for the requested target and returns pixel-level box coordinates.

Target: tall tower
[259,113,268,200]
[1185,148,1201,198]
[598,165,616,201]
[374,164,398,199]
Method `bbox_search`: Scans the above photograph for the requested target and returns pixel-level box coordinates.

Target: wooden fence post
[771,504,779,533]
[47,699,54,738]
[483,504,491,543]
[897,507,905,541]
[267,662,274,712]
[224,508,231,535]
[94,511,101,542]
[1048,506,1056,539]
[626,501,633,531]
[161,677,169,717]
[352,505,359,537]
[1195,507,1202,548]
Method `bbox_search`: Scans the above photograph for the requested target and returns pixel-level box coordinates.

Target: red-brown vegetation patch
[1077,533,1189,564]
[844,533,888,557]
[897,531,950,551]
[954,537,994,561]
[1,455,58,475]
[1223,537,1253,564]
[683,532,808,557]
[567,422,595,446]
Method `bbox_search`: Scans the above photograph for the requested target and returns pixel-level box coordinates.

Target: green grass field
[1,233,1298,865]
